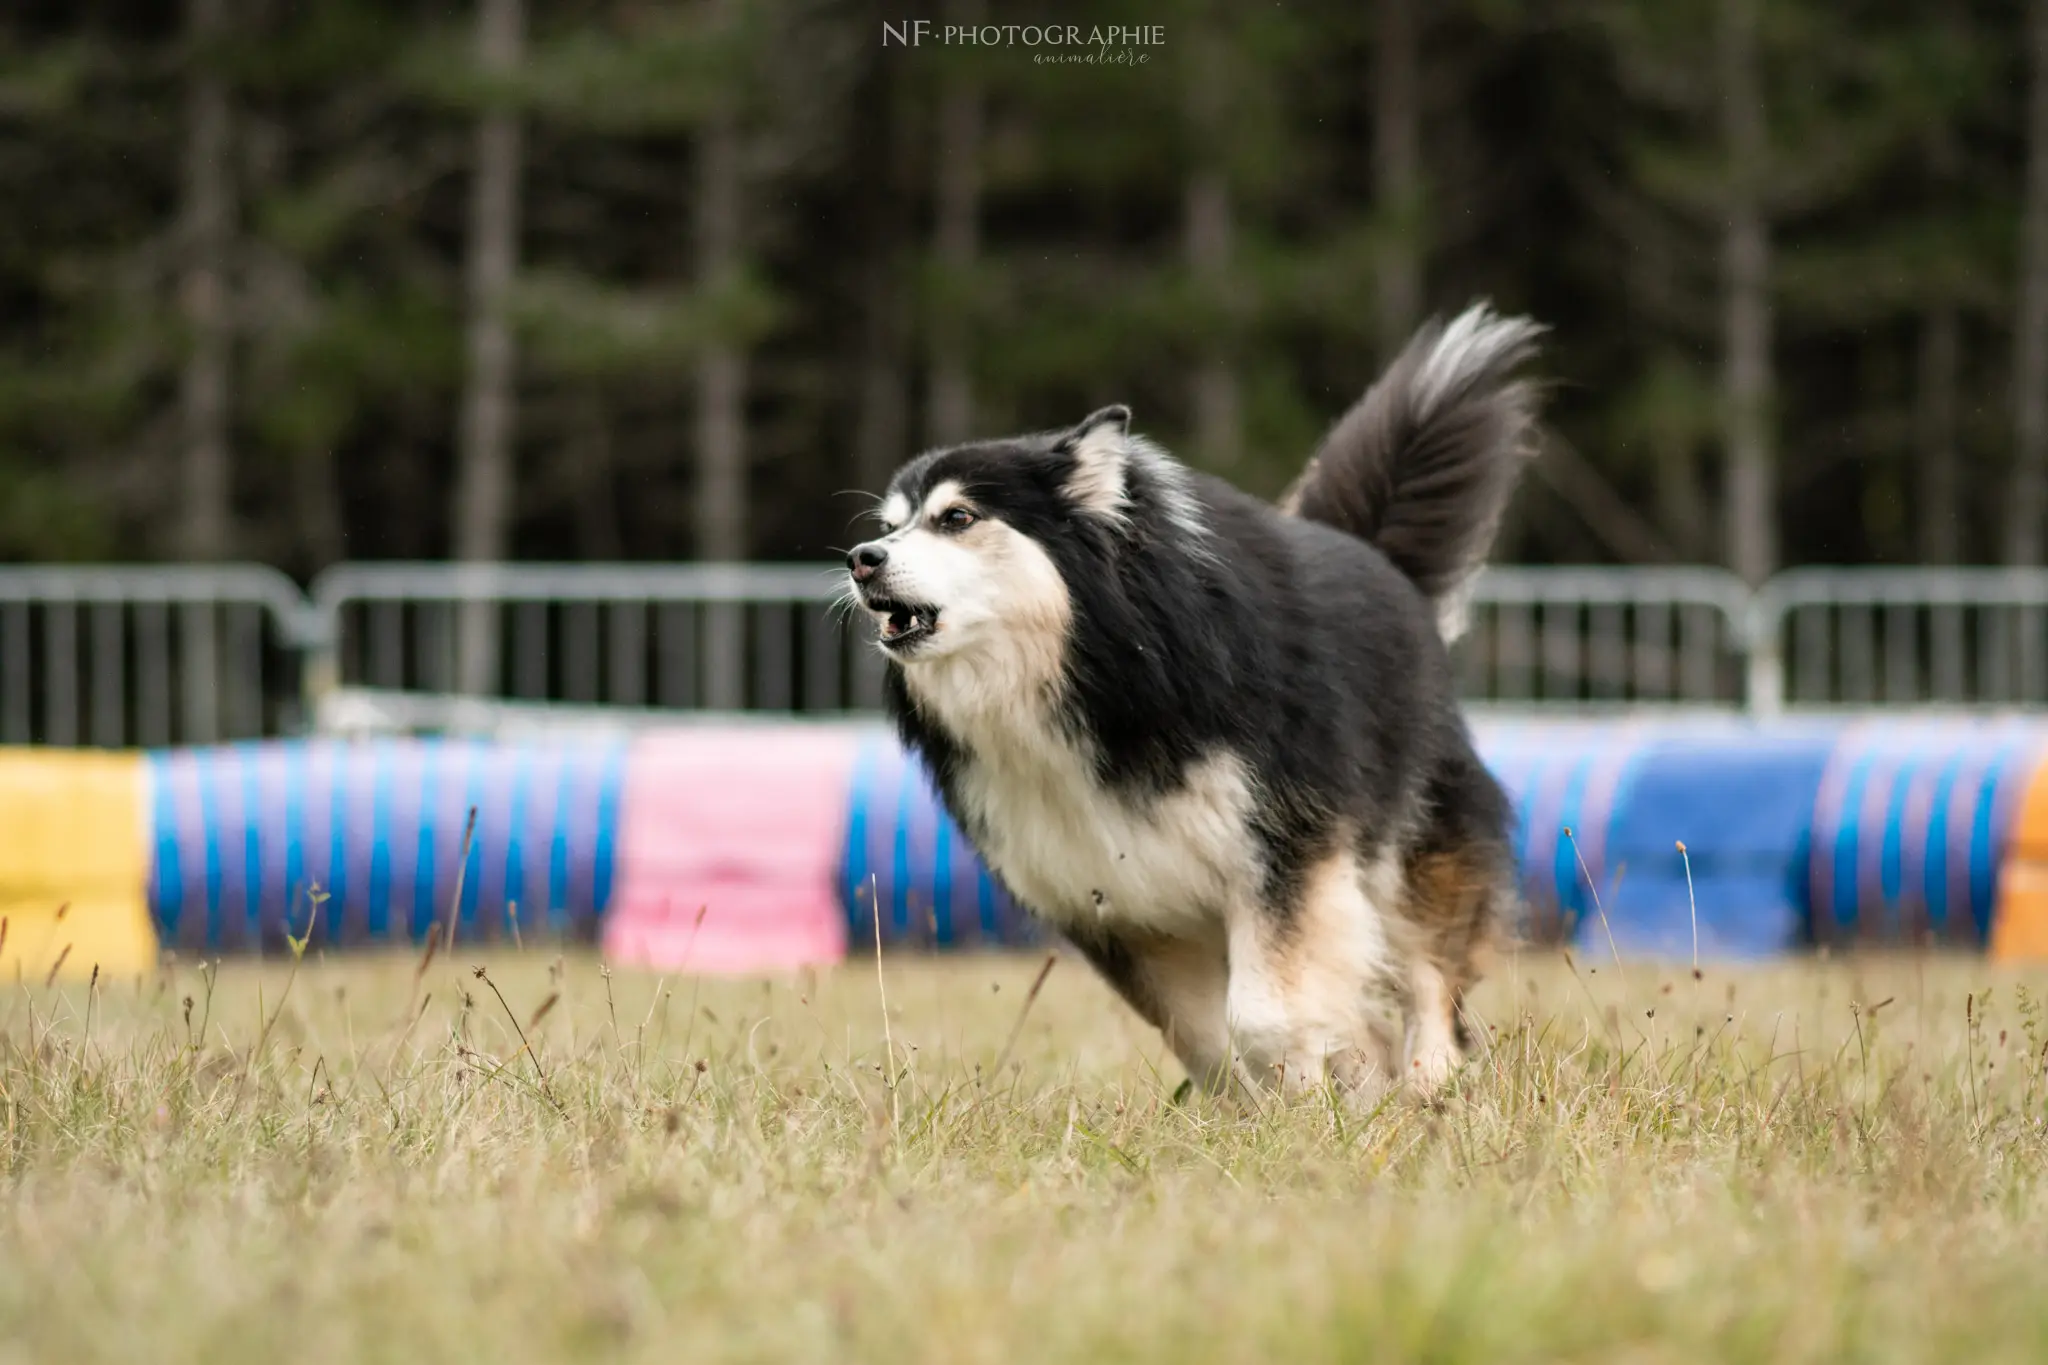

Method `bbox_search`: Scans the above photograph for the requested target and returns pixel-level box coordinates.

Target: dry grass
[4,942,2048,1363]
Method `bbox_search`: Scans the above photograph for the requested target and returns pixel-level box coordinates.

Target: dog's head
[845,405,1168,665]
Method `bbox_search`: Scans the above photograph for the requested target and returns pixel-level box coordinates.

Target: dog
[844,304,1542,1102]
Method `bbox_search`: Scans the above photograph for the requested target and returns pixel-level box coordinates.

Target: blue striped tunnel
[1592,721,1839,959]
[146,738,628,952]
[131,717,2048,964]
[838,732,1035,949]
[1808,719,2048,947]
[844,717,2048,960]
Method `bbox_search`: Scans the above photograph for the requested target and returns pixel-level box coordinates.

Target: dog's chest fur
[906,665,1259,932]
[957,742,1258,932]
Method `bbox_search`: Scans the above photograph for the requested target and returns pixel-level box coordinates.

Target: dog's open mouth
[866,597,940,650]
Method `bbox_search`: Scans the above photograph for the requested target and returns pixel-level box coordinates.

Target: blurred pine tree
[0,0,2036,571]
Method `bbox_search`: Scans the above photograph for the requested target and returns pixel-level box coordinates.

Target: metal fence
[307,562,883,715]
[1457,568,1751,706]
[0,565,312,747]
[1748,568,2048,714]
[3,562,2046,745]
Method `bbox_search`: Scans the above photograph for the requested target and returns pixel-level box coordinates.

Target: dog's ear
[1055,405,1132,519]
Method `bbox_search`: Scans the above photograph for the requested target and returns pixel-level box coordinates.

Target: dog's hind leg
[1400,841,1512,1094]
[1394,753,1515,1093]
[1064,924,1234,1095]
[1406,957,1461,1092]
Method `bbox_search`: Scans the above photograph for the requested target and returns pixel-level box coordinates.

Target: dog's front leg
[1064,923,1235,1096]
[1221,862,1401,1107]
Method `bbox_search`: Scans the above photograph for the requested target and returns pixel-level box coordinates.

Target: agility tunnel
[1993,755,2048,957]
[838,730,1034,950]
[1808,718,2048,948]
[146,737,627,954]
[7,715,2048,981]
[1474,715,1846,959]
[0,748,155,983]
[840,715,2048,963]
[601,725,858,973]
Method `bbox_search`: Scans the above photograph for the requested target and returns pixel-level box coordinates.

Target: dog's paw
[1406,1038,1464,1097]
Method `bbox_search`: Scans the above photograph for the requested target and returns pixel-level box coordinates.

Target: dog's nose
[848,542,888,582]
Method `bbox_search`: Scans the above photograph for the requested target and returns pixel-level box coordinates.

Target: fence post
[455,562,506,697]
[1743,590,1783,716]
[295,600,339,737]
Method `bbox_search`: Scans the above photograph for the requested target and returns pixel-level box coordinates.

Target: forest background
[3,0,2043,584]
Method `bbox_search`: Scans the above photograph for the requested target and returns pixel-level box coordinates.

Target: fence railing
[307,561,881,715]
[1748,568,2048,715]
[1457,568,1752,706]
[0,562,2044,744]
[0,564,313,747]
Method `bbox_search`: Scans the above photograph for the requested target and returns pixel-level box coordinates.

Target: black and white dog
[845,305,1542,1100]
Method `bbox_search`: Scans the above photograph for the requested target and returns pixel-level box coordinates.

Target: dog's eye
[937,507,977,532]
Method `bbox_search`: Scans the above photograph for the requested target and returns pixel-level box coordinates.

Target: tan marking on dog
[1274,465,1312,516]
[1406,958,1460,1091]
[1119,927,1236,1095]
[897,528,1069,716]
[1224,839,1400,1102]
[879,494,1070,676]
[1397,844,1508,1092]
[1064,422,1130,522]
[915,480,968,523]
[1402,846,1502,995]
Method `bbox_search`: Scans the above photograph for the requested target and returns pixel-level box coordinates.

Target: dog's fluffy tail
[1280,303,1543,641]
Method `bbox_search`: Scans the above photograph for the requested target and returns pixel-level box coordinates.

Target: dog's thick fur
[846,304,1543,1100]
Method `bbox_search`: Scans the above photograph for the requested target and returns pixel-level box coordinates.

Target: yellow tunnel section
[0,748,157,983]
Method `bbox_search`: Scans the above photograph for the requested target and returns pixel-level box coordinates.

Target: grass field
[5,941,2048,1364]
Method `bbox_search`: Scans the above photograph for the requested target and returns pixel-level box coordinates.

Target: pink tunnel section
[601,725,861,974]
